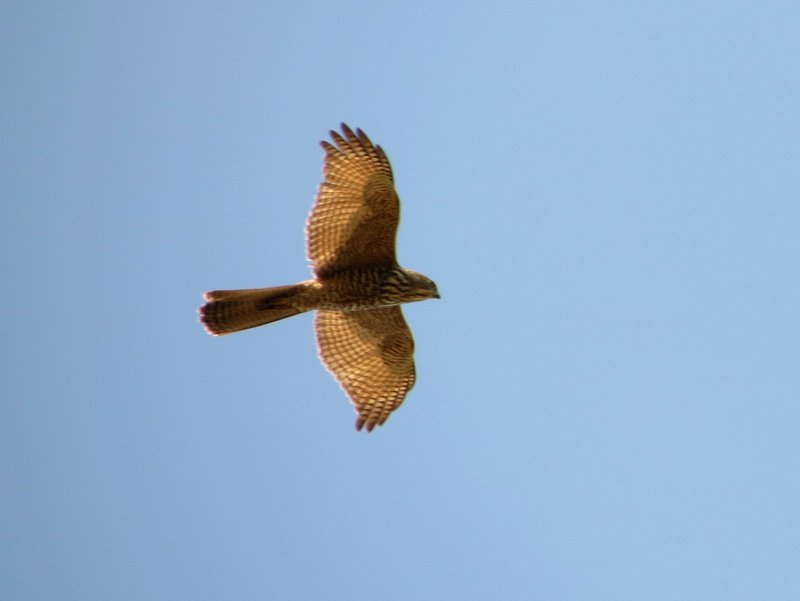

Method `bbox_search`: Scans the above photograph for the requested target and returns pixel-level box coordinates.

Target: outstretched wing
[315,307,416,431]
[307,124,400,278]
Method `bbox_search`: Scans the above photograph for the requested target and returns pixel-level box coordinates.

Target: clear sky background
[3,2,799,600]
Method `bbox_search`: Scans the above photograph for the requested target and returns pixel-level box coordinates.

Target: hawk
[199,124,439,431]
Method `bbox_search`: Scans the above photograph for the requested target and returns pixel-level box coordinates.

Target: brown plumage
[199,124,439,431]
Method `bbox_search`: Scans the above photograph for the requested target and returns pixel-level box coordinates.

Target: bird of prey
[199,124,439,431]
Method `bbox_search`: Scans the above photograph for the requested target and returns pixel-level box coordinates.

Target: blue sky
[3,2,799,599]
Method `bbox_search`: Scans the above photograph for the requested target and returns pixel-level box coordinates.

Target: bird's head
[404,269,440,301]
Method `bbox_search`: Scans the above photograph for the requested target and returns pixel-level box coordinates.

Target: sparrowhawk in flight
[199,124,439,431]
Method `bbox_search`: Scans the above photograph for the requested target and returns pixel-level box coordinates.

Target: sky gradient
[3,2,800,599]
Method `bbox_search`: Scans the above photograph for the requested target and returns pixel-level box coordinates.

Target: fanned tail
[199,284,309,335]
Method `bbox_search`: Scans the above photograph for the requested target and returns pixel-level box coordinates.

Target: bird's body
[202,266,435,331]
[200,124,438,431]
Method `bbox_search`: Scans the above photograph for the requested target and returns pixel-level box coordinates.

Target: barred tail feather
[199,284,308,335]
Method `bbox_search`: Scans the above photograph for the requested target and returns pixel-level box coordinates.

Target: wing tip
[355,416,378,433]
[355,411,393,433]
[324,123,377,154]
